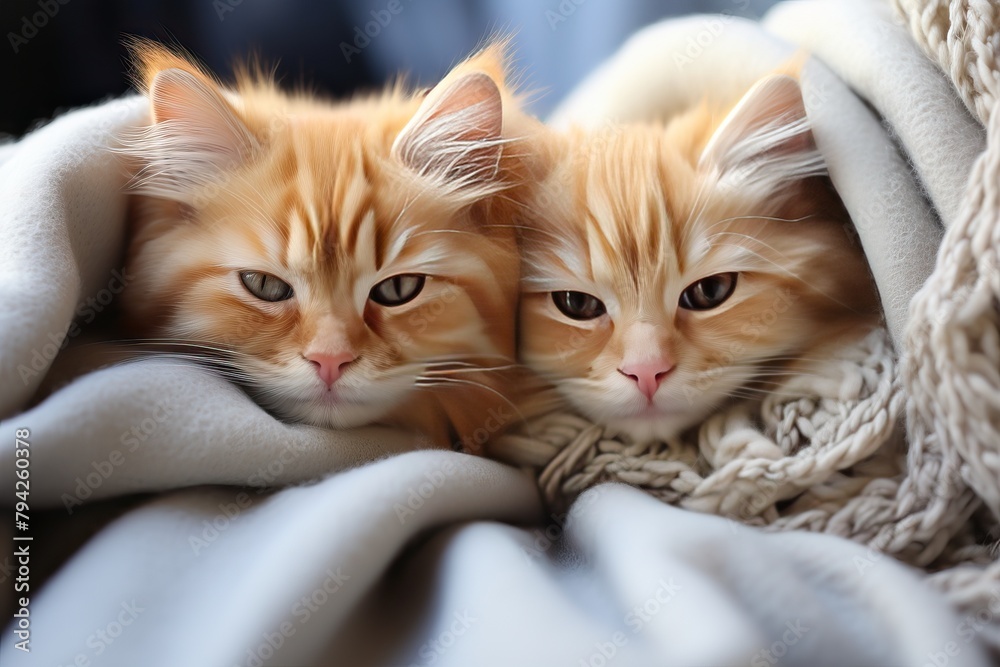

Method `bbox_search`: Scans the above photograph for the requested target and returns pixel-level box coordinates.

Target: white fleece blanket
[1,2,994,666]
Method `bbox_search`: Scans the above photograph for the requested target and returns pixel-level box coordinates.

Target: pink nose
[618,361,674,400]
[306,352,355,388]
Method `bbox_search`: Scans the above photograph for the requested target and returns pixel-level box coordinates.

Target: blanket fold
[3,1,1000,665]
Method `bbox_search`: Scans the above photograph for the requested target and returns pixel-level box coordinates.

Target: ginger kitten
[116,42,537,452]
[519,73,881,443]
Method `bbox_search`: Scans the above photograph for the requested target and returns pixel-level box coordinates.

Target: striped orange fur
[117,40,540,451]
[518,73,881,443]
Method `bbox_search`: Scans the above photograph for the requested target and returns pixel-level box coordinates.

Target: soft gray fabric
[7,358,419,504]
[2,476,988,667]
[799,60,943,347]
[764,0,986,229]
[0,4,992,666]
[0,97,149,418]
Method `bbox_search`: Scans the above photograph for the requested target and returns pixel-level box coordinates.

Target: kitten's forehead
[284,161,378,271]
[223,119,478,306]
[573,131,689,288]
[254,123,414,279]
[525,128,742,315]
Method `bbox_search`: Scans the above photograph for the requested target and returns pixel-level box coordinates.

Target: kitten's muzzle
[618,361,674,401]
[305,352,356,389]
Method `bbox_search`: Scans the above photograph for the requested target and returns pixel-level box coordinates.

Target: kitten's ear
[119,51,257,204]
[699,75,825,199]
[148,67,257,166]
[392,72,504,196]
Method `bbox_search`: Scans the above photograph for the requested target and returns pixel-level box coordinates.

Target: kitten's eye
[679,273,737,311]
[239,271,293,302]
[552,291,606,320]
[370,274,426,306]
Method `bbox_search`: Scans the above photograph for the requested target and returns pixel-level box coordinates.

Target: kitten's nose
[618,361,674,400]
[306,352,355,388]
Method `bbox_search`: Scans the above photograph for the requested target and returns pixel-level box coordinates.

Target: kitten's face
[520,77,879,442]
[121,46,522,435]
[131,132,516,429]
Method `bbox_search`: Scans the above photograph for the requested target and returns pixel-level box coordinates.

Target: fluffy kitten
[518,73,881,443]
[116,42,536,452]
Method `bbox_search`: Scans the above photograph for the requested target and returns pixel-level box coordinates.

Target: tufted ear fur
[119,43,258,204]
[699,74,825,201]
[392,71,505,197]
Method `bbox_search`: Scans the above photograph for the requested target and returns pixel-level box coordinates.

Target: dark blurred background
[0,0,781,138]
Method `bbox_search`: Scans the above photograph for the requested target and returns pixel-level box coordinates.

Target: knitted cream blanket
[492,0,1000,641]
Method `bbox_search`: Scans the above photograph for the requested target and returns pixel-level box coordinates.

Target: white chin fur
[566,390,717,444]
[251,368,415,429]
[601,411,709,444]
[285,399,399,429]
[564,372,746,444]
